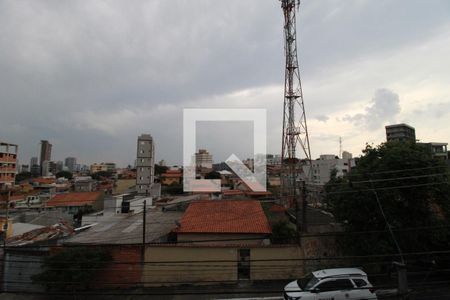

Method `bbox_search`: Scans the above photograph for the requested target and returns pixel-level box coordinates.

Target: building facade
[195,149,213,169]
[39,140,52,174]
[310,153,355,185]
[0,141,18,190]
[90,162,116,174]
[64,157,77,172]
[385,123,416,142]
[136,134,155,195]
[418,142,448,160]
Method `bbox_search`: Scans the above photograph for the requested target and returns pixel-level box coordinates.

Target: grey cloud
[1,0,449,166]
[315,115,329,123]
[343,88,401,130]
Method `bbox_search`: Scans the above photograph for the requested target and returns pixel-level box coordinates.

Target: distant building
[39,140,52,175]
[30,157,38,167]
[90,162,116,174]
[266,154,281,165]
[385,123,416,142]
[30,164,40,177]
[20,164,29,173]
[136,134,155,195]
[64,157,77,172]
[73,176,97,192]
[46,191,104,214]
[195,149,213,169]
[418,142,448,161]
[41,161,56,177]
[161,169,182,186]
[310,153,355,185]
[0,141,18,190]
[55,161,64,173]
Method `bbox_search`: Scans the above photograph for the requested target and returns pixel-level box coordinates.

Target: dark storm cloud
[1,0,450,165]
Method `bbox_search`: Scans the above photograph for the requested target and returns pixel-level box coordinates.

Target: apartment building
[136,134,155,195]
[0,141,18,190]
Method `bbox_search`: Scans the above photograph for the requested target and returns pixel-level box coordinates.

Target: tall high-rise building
[39,140,52,175]
[385,124,416,143]
[136,134,155,195]
[0,141,18,190]
[65,157,77,172]
[30,157,38,167]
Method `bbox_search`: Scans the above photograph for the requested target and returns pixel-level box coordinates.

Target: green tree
[91,171,113,180]
[15,172,32,183]
[32,247,112,291]
[271,220,297,244]
[155,164,169,175]
[325,142,450,256]
[56,170,73,180]
[205,171,221,180]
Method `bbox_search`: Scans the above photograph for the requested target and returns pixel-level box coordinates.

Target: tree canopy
[91,171,113,180]
[325,141,450,257]
[205,171,221,180]
[15,172,32,183]
[32,247,112,291]
[56,170,73,180]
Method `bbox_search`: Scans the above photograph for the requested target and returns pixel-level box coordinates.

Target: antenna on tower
[339,136,342,159]
[279,0,312,236]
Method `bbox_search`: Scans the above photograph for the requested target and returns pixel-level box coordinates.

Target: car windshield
[297,273,319,290]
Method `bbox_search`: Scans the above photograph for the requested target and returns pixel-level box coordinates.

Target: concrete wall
[143,246,237,286]
[250,246,303,280]
[95,246,142,289]
[3,251,45,292]
[143,245,303,287]
[177,233,268,246]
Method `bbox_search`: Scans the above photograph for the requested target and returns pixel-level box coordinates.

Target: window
[316,279,353,292]
[352,278,368,287]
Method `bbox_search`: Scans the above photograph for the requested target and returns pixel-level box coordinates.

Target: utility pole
[279,0,312,243]
[142,200,147,261]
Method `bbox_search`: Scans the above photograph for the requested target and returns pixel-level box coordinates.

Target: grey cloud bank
[1,0,450,166]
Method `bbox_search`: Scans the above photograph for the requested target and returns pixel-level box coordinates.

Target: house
[161,169,182,186]
[73,176,97,192]
[2,222,74,292]
[46,191,104,214]
[176,200,272,245]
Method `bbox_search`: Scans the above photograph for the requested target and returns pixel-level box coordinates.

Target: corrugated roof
[47,191,102,207]
[177,200,271,234]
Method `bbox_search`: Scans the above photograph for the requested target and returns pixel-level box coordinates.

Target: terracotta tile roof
[177,200,271,234]
[32,178,55,185]
[47,191,102,207]
[270,203,287,212]
[222,189,244,195]
[166,169,182,174]
[162,172,182,178]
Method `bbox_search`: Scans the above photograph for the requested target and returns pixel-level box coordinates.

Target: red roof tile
[162,172,182,178]
[222,190,244,195]
[47,191,102,207]
[177,200,271,234]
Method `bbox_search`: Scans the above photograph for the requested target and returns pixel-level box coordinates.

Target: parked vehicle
[283,268,377,300]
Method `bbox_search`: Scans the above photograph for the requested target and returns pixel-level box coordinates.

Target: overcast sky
[1,0,450,167]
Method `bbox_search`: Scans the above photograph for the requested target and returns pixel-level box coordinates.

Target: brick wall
[95,245,142,289]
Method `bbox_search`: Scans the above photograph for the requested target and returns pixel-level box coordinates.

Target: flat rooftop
[65,209,182,245]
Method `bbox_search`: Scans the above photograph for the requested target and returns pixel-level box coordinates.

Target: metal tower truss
[280,0,312,213]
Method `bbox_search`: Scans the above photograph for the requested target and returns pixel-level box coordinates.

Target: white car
[283,268,377,300]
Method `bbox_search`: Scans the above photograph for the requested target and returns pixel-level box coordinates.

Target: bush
[32,247,112,291]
